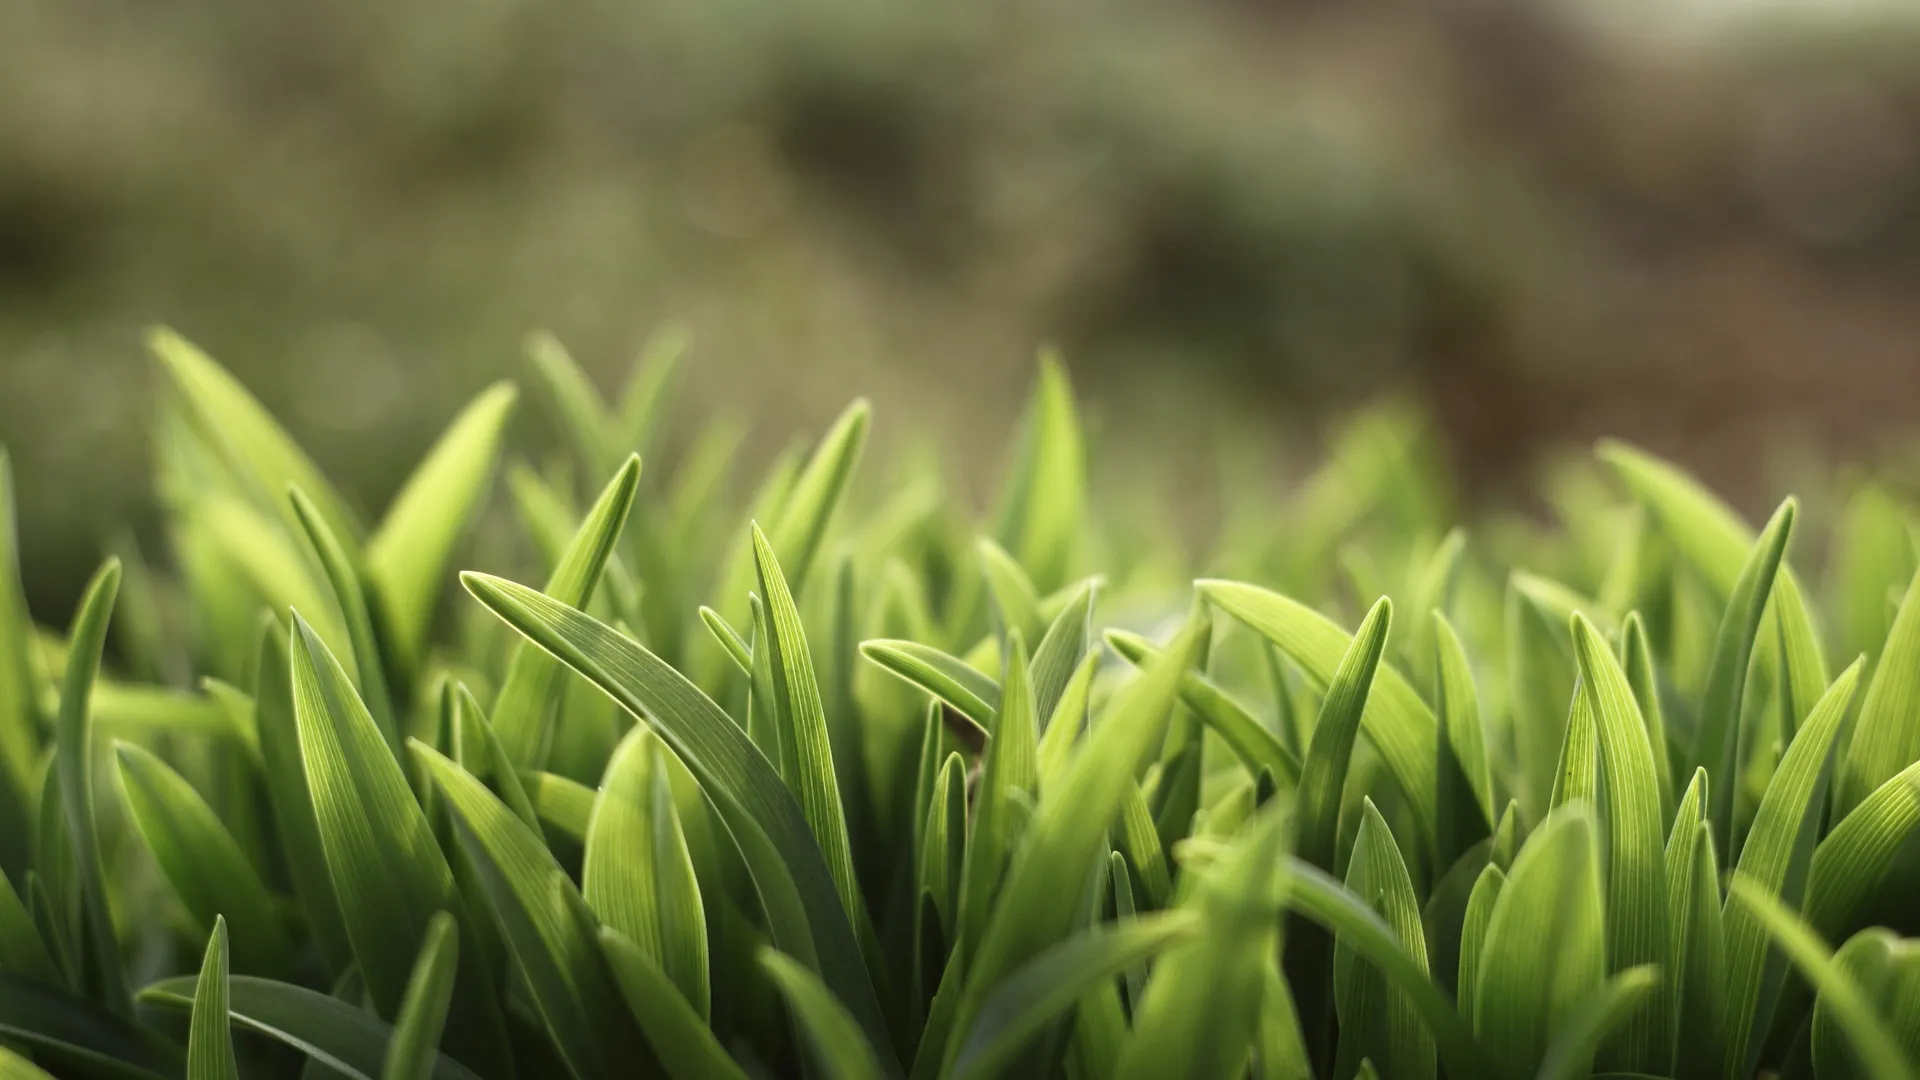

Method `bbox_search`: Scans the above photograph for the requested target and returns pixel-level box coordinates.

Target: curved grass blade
[1840,559,1920,818]
[583,728,709,1018]
[522,769,596,842]
[1297,598,1392,872]
[1812,930,1920,1080]
[1281,858,1493,1078]
[1570,613,1669,1071]
[600,928,747,1080]
[187,918,238,1080]
[1834,483,1916,666]
[54,559,127,1014]
[1334,800,1435,1080]
[140,975,485,1080]
[459,573,894,1069]
[290,615,511,1071]
[492,456,641,769]
[368,382,518,668]
[698,606,753,677]
[1536,966,1661,1080]
[114,742,291,976]
[1808,758,1920,941]
[291,486,397,746]
[959,630,1039,954]
[1456,863,1505,1027]
[977,538,1043,644]
[1620,613,1675,824]
[1697,498,1795,854]
[383,911,458,1080]
[1197,580,1436,846]
[1116,780,1171,910]
[1727,879,1917,1080]
[1669,806,1726,1078]
[1028,579,1095,728]
[759,947,887,1080]
[616,323,687,457]
[919,752,965,949]
[769,399,870,597]
[1037,650,1098,792]
[943,618,1208,1074]
[990,353,1085,595]
[1722,657,1866,1079]
[415,742,643,1080]
[525,332,617,479]
[1474,806,1606,1079]
[1105,629,1300,786]
[857,641,999,737]
[949,912,1198,1080]
[1258,956,1313,1080]
[0,972,178,1080]
[1433,611,1495,835]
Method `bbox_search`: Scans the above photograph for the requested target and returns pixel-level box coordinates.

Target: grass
[0,329,1918,1080]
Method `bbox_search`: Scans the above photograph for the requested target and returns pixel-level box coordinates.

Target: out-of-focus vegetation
[8,0,1920,612]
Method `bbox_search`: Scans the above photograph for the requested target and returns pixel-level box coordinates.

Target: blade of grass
[768,400,870,597]
[384,912,459,1080]
[1334,800,1436,1080]
[857,641,999,737]
[54,559,127,1014]
[291,486,399,754]
[958,630,1040,955]
[601,928,747,1080]
[1105,629,1300,786]
[1839,560,1920,818]
[760,947,887,1080]
[1535,966,1661,1080]
[187,918,238,1080]
[989,353,1085,596]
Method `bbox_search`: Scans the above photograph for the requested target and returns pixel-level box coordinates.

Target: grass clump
[1,328,1920,1080]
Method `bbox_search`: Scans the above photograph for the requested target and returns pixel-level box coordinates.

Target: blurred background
[8,0,1920,615]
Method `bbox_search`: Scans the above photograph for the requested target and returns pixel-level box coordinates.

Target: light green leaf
[760,947,887,1080]
[1257,957,1313,1080]
[0,1046,55,1079]
[1334,799,1436,1080]
[601,928,747,1080]
[616,323,687,457]
[1722,658,1865,1079]
[1669,806,1725,1079]
[769,399,870,597]
[919,753,965,947]
[1115,779,1171,911]
[1536,966,1661,1080]
[950,911,1199,1080]
[1456,863,1505,1027]
[858,641,999,736]
[187,918,238,1080]
[114,742,292,976]
[1433,611,1495,837]
[54,559,127,1014]
[368,382,518,667]
[197,493,352,672]
[1840,558,1920,818]
[290,486,398,755]
[1812,929,1920,1080]
[1570,612,1669,1072]
[1727,879,1917,1080]
[1037,650,1098,793]
[1105,629,1300,787]
[289,615,510,1070]
[522,769,597,842]
[698,606,753,677]
[977,538,1043,644]
[491,456,641,768]
[1028,579,1096,727]
[1833,483,1915,666]
[384,911,458,1080]
[139,974,484,1080]
[959,630,1040,955]
[1620,613,1675,825]
[1197,580,1436,848]
[1808,758,1920,941]
[525,332,618,479]
[1297,597,1391,872]
[990,353,1085,595]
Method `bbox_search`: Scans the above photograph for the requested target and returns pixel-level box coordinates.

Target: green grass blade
[368,382,518,668]
[0,870,58,984]
[698,606,753,676]
[384,911,459,1080]
[1037,650,1098,792]
[1812,930,1920,1080]
[492,456,641,768]
[1028,579,1095,728]
[291,486,399,754]
[616,323,687,457]
[858,640,999,736]
[990,353,1085,595]
[114,741,292,976]
[416,741,643,1079]
[1281,857,1493,1078]
[600,928,747,1080]
[187,918,239,1080]
[1197,580,1437,848]
[0,1047,55,1079]
[150,327,362,546]
[759,947,887,1080]
[1434,611,1495,834]
[1570,613,1670,1072]
[950,911,1199,1080]
[959,630,1040,955]
[1833,483,1916,666]
[289,615,511,1071]
[752,523,863,928]
[1807,757,1920,943]
[1456,863,1505,1027]
[1535,966,1661,1080]
[1334,799,1436,1080]
[460,573,894,1068]
[919,752,965,949]
[1697,498,1795,854]
[1620,613,1675,825]
[140,975,485,1080]
[1722,657,1866,1079]
[53,559,127,1014]
[195,494,354,670]
[1727,879,1917,1080]
[769,399,870,597]
[525,332,618,479]
[977,537,1043,644]
[1670,812,1726,1079]
[1105,629,1300,786]
[1297,597,1391,872]
[1474,806,1606,1079]
[522,769,596,842]
[1839,559,1920,818]
[1258,956,1313,1080]
[0,972,179,1080]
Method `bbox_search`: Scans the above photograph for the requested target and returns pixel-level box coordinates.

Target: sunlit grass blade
[53,559,128,1014]
[1807,757,1920,942]
[1620,613,1675,824]
[1721,656,1865,1079]
[1105,629,1300,786]
[977,537,1043,644]
[1727,879,1918,1080]
[525,332,618,480]
[1433,610,1495,837]
[918,751,965,951]
[384,912,459,1080]
[1456,863,1505,1027]
[1334,800,1436,1080]
[289,615,511,1070]
[1839,559,1920,819]
[491,456,641,768]
[150,327,362,546]
[1535,966,1661,1080]
[990,352,1085,595]
[769,399,870,597]
[460,572,893,1064]
[601,928,747,1080]
[187,918,238,1080]
[1197,580,1437,847]
[949,911,1198,1080]
[858,640,999,736]
[698,606,753,676]
[583,728,710,1019]
[759,947,888,1080]
[522,768,596,842]
[1296,597,1391,872]
[0,972,179,1080]
[1569,612,1669,1071]
[114,741,292,976]
[197,493,353,669]
[139,975,485,1080]
[291,486,399,752]
[1669,810,1725,1079]
[958,629,1039,954]
[1812,929,1920,1080]
[1028,579,1095,727]
[368,382,518,669]
[1474,805,1606,1079]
